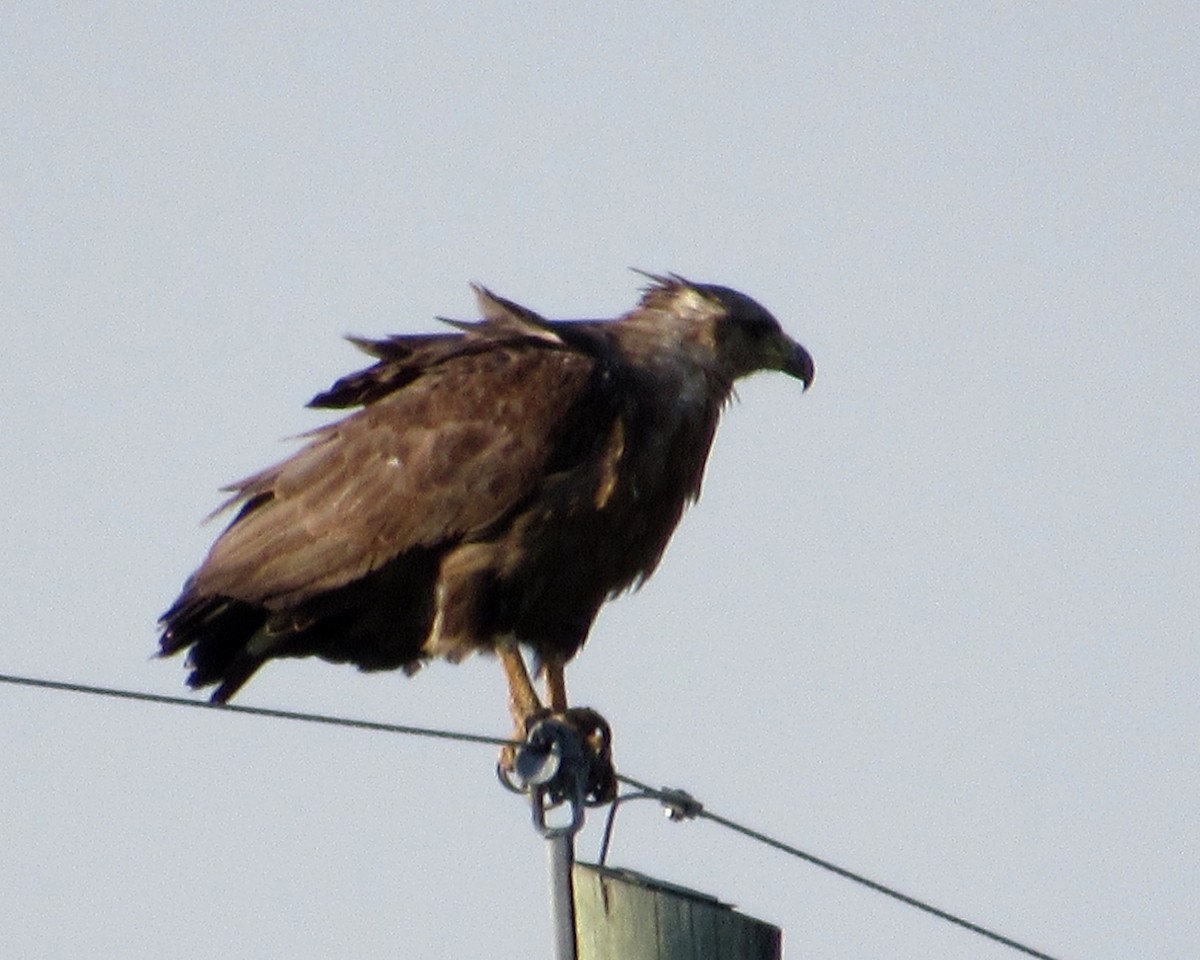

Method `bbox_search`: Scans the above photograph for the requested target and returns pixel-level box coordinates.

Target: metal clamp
[498,717,589,838]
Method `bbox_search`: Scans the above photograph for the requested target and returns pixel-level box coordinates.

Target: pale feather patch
[466,284,565,344]
[422,542,501,661]
[593,418,625,510]
[425,580,449,656]
[244,626,282,657]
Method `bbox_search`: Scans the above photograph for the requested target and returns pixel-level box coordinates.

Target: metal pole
[501,717,589,960]
[546,831,578,960]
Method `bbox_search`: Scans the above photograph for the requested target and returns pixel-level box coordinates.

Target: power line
[1,672,1063,960]
[0,672,514,746]
[613,774,1063,960]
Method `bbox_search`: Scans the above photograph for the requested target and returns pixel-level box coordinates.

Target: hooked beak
[783,337,815,391]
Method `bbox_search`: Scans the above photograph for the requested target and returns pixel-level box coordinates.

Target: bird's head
[632,273,814,390]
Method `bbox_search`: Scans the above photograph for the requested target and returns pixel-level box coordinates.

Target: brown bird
[159,274,813,782]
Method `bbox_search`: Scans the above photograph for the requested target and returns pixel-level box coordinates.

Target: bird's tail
[158,593,269,703]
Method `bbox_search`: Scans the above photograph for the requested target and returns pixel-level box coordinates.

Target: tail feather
[157,549,441,701]
[159,594,269,700]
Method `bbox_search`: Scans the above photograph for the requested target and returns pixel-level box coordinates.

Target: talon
[561,706,617,805]
[497,741,517,776]
[497,706,617,804]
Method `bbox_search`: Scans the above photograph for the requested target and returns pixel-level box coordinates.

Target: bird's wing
[189,340,605,608]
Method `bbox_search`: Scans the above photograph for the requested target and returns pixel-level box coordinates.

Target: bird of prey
[159,274,813,782]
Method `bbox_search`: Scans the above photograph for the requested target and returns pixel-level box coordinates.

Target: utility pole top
[501,717,783,960]
[573,863,782,960]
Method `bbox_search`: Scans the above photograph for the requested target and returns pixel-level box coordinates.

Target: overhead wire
[0,671,1063,960]
[0,672,514,746]
[611,773,1063,960]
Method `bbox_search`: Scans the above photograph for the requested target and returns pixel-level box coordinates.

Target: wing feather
[190,343,600,608]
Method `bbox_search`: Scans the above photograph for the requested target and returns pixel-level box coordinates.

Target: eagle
[159,274,813,779]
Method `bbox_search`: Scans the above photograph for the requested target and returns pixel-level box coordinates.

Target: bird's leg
[497,636,544,729]
[540,654,616,804]
[496,637,545,773]
[541,654,569,714]
[497,643,616,803]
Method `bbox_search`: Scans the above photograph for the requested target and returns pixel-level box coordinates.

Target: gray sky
[2,3,1196,958]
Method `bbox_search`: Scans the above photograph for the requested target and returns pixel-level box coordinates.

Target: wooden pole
[572,862,782,960]
[512,718,781,957]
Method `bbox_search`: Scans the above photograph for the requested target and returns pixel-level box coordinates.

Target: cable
[613,773,1063,960]
[0,673,515,747]
[1,672,1063,960]
[597,789,655,865]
